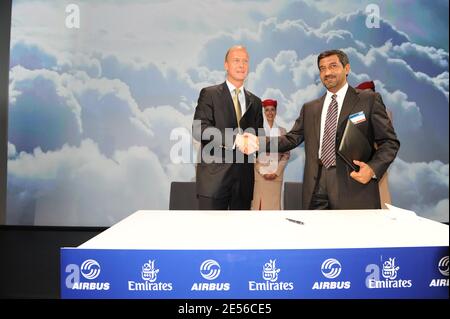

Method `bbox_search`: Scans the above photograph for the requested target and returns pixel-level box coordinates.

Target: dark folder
[337,119,373,171]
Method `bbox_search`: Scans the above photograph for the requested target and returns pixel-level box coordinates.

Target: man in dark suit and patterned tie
[250,49,400,209]
[192,45,264,210]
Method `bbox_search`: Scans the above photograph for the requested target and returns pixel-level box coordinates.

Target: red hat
[262,99,277,108]
[356,81,375,91]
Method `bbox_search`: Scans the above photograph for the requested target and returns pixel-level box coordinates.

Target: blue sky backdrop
[7,0,449,225]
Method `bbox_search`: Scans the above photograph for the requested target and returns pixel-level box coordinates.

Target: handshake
[235,133,260,155]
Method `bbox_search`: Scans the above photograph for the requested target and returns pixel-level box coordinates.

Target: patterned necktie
[233,88,242,126]
[321,94,338,168]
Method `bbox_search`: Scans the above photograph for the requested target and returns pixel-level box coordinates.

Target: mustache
[324,76,336,80]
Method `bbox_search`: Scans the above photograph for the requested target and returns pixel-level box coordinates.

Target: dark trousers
[198,177,251,210]
[309,164,338,210]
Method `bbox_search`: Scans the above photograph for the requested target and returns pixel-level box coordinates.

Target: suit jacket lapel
[337,86,359,135]
[240,89,254,127]
[243,89,253,114]
[220,82,238,127]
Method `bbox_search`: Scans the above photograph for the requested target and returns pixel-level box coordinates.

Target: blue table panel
[61,246,449,299]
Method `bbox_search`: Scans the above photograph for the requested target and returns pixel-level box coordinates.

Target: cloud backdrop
[7,0,449,225]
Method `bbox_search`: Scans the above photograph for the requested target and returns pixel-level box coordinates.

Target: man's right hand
[243,133,259,154]
[236,133,259,154]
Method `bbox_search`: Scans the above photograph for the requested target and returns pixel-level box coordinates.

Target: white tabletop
[79,206,449,250]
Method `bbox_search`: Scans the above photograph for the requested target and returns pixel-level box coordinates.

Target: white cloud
[187,66,226,91]
[99,54,198,111]
[246,50,323,125]
[72,73,153,156]
[140,105,194,163]
[10,40,58,70]
[60,53,102,78]
[373,81,422,133]
[319,10,409,47]
[433,72,449,92]
[7,0,448,226]
[8,60,196,168]
[11,0,283,70]
[8,66,83,153]
[389,158,449,222]
[8,142,17,158]
[306,0,448,51]
[391,43,448,76]
[200,17,366,71]
[418,199,449,223]
[7,139,172,226]
[248,52,298,97]
[277,0,331,28]
[345,44,449,162]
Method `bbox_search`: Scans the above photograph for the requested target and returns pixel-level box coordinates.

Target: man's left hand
[350,160,375,184]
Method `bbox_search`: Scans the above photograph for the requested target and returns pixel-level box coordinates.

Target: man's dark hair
[317,49,349,68]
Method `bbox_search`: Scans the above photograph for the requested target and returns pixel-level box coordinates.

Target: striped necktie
[321,94,338,168]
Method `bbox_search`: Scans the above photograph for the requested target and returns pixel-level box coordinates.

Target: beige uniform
[252,126,290,210]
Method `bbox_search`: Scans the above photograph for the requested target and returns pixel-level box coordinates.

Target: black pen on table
[285,217,305,225]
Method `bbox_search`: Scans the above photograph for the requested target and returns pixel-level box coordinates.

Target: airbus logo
[438,256,449,276]
[321,258,342,279]
[191,259,230,291]
[65,259,110,290]
[429,256,449,287]
[80,259,101,280]
[312,258,350,290]
[200,259,221,280]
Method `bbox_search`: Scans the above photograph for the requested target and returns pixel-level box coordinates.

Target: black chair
[169,182,198,210]
[283,182,302,210]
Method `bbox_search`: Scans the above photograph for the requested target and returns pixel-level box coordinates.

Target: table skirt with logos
[60,207,449,299]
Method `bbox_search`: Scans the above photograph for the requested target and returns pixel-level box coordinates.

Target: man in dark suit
[252,49,399,209]
[192,45,264,210]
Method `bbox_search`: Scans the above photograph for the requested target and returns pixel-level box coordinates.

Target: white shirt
[226,80,246,116]
[318,82,349,158]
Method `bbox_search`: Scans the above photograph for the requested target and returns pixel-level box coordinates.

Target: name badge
[349,111,366,124]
